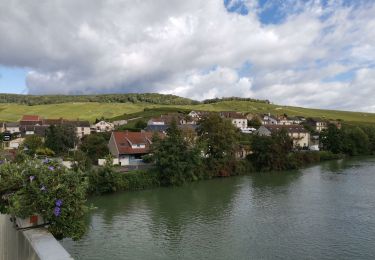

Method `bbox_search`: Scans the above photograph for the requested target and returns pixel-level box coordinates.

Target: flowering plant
[0,158,88,240]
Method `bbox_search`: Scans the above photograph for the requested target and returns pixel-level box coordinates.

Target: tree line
[0,93,198,106]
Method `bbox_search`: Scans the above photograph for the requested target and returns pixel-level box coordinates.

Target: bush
[318,151,345,161]
[0,158,88,240]
[121,170,160,191]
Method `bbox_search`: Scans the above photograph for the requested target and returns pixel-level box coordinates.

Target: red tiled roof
[21,115,41,121]
[112,131,160,155]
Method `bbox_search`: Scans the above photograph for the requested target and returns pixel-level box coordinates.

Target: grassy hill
[1,100,375,126]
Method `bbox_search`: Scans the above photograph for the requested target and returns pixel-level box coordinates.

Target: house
[220,112,248,130]
[256,125,310,149]
[19,125,49,137]
[306,118,328,132]
[67,120,91,139]
[113,120,128,127]
[261,114,279,125]
[19,115,43,126]
[147,113,190,126]
[188,111,210,121]
[3,137,25,150]
[108,131,156,166]
[144,125,170,133]
[92,120,114,132]
[277,116,303,125]
[43,118,90,139]
[4,122,20,134]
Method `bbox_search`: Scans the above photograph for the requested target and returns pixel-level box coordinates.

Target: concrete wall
[0,214,73,260]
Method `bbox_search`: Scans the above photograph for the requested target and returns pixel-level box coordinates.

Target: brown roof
[43,118,65,125]
[220,111,246,119]
[21,115,41,121]
[112,131,158,155]
[264,124,308,134]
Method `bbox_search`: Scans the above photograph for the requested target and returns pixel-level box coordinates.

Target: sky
[0,0,375,112]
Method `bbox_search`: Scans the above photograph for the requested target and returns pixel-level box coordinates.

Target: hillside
[1,100,375,125]
[0,93,197,106]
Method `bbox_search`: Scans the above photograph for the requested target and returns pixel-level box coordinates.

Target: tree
[79,133,109,164]
[197,114,240,169]
[152,120,201,186]
[342,127,369,156]
[20,135,44,155]
[320,124,343,154]
[45,125,78,155]
[248,118,262,129]
[135,120,147,129]
[250,129,293,171]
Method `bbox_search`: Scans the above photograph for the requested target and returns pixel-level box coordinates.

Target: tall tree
[320,124,344,154]
[152,120,201,186]
[197,114,240,168]
[250,129,293,171]
[79,133,109,164]
[45,125,77,155]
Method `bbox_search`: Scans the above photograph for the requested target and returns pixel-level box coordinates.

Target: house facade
[92,120,114,132]
[257,125,310,149]
[261,114,279,125]
[306,118,328,132]
[112,120,127,127]
[4,123,20,134]
[108,131,155,166]
[220,112,248,130]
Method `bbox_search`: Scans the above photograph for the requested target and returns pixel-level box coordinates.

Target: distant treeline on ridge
[0,93,270,106]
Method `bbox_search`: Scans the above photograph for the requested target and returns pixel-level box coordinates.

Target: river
[61,157,375,259]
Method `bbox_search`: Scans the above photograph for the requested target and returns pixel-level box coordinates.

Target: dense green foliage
[250,130,293,171]
[151,120,202,186]
[20,135,44,155]
[87,159,159,195]
[0,93,197,106]
[197,114,240,176]
[45,125,78,155]
[320,124,375,156]
[0,158,87,240]
[79,134,110,164]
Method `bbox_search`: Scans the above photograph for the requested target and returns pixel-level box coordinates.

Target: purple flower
[0,160,4,165]
[53,207,61,217]
[48,166,55,171]
[29,176,35,182]
[55,199,63,207]
[42,158,50,164]
[40,185,46,192]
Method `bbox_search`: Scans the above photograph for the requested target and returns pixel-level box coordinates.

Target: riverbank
[87,151,345,196]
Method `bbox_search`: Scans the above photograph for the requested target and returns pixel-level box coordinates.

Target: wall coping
[23,227,73,260]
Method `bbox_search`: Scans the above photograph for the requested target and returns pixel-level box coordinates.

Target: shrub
[0,158,88,240]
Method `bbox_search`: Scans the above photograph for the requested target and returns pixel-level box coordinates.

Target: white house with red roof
[108,131,156,166]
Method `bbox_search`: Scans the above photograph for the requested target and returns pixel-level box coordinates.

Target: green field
[0,101,375,125]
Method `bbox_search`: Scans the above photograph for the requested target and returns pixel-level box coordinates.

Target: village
[0,110,341,168]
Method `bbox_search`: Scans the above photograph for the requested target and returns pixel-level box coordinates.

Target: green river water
[61,157,375,259]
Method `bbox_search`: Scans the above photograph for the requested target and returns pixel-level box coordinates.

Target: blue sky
[0,66,27,94]
[0,0,375,112]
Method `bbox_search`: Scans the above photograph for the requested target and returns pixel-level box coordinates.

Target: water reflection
[62,157,375,260]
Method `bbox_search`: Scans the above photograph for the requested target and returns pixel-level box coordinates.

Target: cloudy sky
[0,0,374,111]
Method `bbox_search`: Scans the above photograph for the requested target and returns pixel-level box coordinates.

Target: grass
[1,100,375,125]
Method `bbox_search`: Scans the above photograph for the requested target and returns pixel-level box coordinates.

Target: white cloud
[0,0,374,111]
